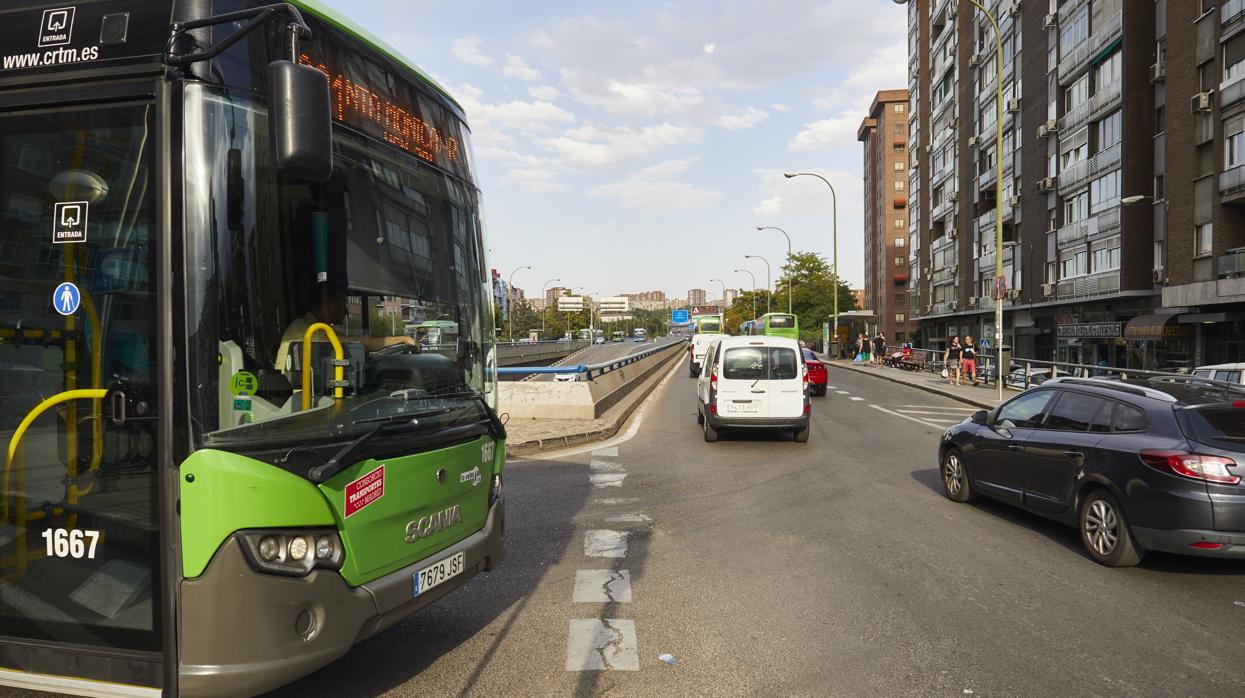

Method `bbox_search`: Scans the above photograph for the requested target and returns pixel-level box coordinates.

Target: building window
[1195,223,1213,257]
[895,294,906,305]
[1089,171,1120,213]
[1154,174,1165,199]
[1060,249,1089,279]
[893,161,904,171]
[1063,191,1089,224]
[895,313,906,323]
[1092,246,1121,272]
[1060,10,1088,54]
[1226,123,1245,169]
[893,123,904,134]
[1094,50,1122,93]
[1155,241,1165,271]
[894,103,905,114]
[895,256,905,267]
[895,237,906,248]
[895,331,906,342]
[1155,105,1165,135]
[1095,111,1121,151]
[1064,74,1089,112]
[893,142,905,152]
[894,218,905,229]
[895,180,905,191]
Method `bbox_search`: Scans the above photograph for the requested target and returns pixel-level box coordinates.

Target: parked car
[1192,363,1244,385]
[938,376,1245,566]
[696,336,810,443]
[803,348,828,396]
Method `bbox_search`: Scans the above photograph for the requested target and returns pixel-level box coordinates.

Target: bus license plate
[730,403,758,413]
[413,551,465,597]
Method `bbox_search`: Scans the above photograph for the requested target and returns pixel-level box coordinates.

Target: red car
[803,348,828,396]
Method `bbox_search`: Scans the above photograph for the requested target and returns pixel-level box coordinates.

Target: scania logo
[405,505,462,542]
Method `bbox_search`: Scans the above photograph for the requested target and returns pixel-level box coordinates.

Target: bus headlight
[239,529,344,577]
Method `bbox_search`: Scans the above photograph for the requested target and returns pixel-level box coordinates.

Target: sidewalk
[826,358,1020,409]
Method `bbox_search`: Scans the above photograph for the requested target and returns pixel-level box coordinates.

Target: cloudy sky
[323,0,908,300]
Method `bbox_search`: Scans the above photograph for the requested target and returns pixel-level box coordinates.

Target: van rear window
[1177,406,1245,451]
[722,347,798,380]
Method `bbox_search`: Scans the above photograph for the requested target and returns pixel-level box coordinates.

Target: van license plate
[729,403,759,413]
[413,551,465,597]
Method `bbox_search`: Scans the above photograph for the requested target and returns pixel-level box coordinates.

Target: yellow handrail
[1,389,107,524]
[301,323,345,411]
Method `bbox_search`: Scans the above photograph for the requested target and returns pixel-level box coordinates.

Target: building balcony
[1220,165,1245,202]
[931,195,957,222]
[1058,143,1121,193]
[1224,0,1245,33]
[932,266,958,286]
[1057,13,1122,84]
[931,161,956,188]
[1220,247,1245,278]
[932,93,956,123]
[1057,0,1089,24]
[1221,75,1245,110]
[1055,208,1121,249]
[1058,82,1122,132]
[1055,271,1121,299]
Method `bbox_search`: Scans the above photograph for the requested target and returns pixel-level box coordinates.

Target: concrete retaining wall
[498,341,683,420]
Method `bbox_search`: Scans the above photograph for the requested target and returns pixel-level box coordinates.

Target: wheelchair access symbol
[53,282,81,316]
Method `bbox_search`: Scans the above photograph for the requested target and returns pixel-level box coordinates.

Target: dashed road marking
[590,473,627,488]
[835,390,849,395]
[572,570,632,603]
[849,396,864,401]
[592,446,619,457]
[893,404,978,411]
[825,385,837,390]
[594,497,640,506]
[590,459,625,472]
[869,404,950,430]
[584,530,628,557]
[605,513,651,524]
[566,619,639,671]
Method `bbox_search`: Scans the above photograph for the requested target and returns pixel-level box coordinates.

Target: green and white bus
[744,313,800,340]
[0,2,504,696]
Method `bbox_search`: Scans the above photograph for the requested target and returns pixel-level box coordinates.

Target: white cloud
[504,168,564,193]
[770,103,790,112]
[528,84,560,100]
[751,168,861,218]
[451,35,493,67]
[789,113,861,152]
[476,146,546,167]
[503,54,543,81]
[540,123,701,168]
[714,106,769,130]
[590,159,721,211]
[703,43,716,54]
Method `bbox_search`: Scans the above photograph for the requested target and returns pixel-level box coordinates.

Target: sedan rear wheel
[941,448,975,503]
[1080,490,1143,567]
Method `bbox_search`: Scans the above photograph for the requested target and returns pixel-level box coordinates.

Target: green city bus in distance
[0,2,504,696]
[692,314,724,334]
[751,313,800,340]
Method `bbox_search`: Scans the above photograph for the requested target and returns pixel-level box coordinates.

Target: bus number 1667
[40,528,101,559]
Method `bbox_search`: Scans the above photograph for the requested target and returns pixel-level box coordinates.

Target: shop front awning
[1124,312,1190,341]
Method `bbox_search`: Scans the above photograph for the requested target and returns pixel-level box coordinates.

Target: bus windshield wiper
[351,407,452,425]
[308,411,441,484]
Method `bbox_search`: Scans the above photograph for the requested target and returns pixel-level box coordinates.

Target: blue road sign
[671,309,689,324]
[53,282,81,316]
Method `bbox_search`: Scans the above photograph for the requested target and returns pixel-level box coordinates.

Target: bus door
[0,100,163,690]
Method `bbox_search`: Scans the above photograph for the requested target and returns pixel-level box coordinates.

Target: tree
[773,251,857,342]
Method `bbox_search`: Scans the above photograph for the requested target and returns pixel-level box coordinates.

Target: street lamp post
[744,255,772,314]
[891,0,1004,399]
[540,277,561,334]
[507,265,531,343]
[709,278,726,306]
[783,172,839,358]
[756,226,793,314]
[734,268,757,320]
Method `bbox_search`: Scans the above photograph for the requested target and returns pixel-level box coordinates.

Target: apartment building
[545,286,570,306]
[687,288,708,307]
[598,296,633,322]
[622,290,668,303]
[902,0,1217,370]
[859,89,917,344]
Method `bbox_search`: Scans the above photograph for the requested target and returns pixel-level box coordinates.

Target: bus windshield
[184,86,495,452]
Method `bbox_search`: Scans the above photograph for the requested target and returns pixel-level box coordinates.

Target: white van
[1192,363,1245,385]
[696,336,810,442]
[688,332,721,377]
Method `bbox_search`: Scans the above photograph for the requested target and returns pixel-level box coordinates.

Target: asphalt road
[525,340,665,382]
[6,356,1245,697]
[265,356,1245,696]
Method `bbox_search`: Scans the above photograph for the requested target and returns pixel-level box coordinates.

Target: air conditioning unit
[950,301,959,310]
[949,190,959,202]
[1150,62,1166,83]
[1043,13,1058,28]
[968,135,979,147]
[1191,91,1214,113]
[1038,176,1056,192]
[925,143,933,154]
[1009,195,1021,207]
[1037,124,1050,138]
[1008,98,1021,113]
[1006,289,1021,300]
[1009,2,1022,18]
[1044,119,1058,131]
[1041,282,1054,296]
[1152,268,1165,283]
[911,64,920,78]
[970,54,981,67]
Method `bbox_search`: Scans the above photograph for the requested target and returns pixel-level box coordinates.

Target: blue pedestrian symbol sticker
[53,282,81,316]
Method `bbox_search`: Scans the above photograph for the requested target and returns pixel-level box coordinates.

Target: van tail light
[802,365,809,393]
[709,365,718,392]
[1140,450,1241,485]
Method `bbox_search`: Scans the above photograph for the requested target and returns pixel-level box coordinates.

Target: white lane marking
[605,513,652,524]
[825,385,837,390]
[897,409,976,416]
[849,396,865,401]
[594,497,640,505]
[572,570,632,603]
[893,404,978,411]
[532,353,686,461]
[590,459,625,472]
[590,473,626,487]
[584,530,628,558]
[835,390,850,395]
[566,619,639,671]
[592,447,619,457]
[869,404,950,430]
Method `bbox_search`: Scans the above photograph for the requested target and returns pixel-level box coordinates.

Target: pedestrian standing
[944,335,962,386]
[860,334,872,365]
[873,332,886,367]
[962,335,978,386]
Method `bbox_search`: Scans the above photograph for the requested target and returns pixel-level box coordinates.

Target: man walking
[873,332,886,367]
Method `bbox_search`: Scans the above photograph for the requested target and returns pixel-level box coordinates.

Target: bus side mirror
[268,60,333,181]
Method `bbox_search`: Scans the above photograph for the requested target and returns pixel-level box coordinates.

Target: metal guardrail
[496,338,683,380]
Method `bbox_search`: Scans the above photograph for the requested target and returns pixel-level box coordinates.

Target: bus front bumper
[178,497,505,697]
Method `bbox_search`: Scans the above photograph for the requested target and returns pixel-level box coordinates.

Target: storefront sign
[1058,322,1122,339]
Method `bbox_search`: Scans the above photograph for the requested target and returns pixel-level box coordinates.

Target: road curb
[506,349,683,456]
[827,360,999,409]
